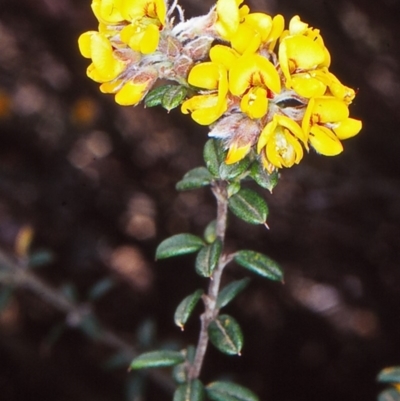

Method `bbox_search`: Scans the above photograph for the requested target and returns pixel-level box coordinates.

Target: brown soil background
[0,0,399,400]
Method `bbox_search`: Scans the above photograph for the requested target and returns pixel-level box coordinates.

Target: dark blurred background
[0,0,399,400]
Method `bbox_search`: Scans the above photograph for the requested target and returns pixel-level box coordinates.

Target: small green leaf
[216,278,251,309]
[28,250,54,268]
[204,139,224,177]
[176,167,213,191]
[378,388,400,401]
[228,188,268,225]
[173,380,205,401]
[174,289,203,330]
[203,220,217,244]
[208,314,243,355]
[130,350,185,370]
[234,250,283,282]
[378,367,400,383]
[162,85,188,111]
[249,162,279,193]
[195,239,222,277]
[227,182,241,198]
[206,381,259,401]
[156,234,205,259]
[88,278,114,301]
[219,157,251,180]
[145,85,172,107]
[234,250,283,281]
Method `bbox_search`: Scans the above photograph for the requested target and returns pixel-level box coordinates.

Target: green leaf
[145,85,171,107]
[174,289,203,330]
[219,157,251,180]
[378,388,400,401]
[130,350,185,370]
[234,250,283,282]
[28,250,54,268]
[203,220,217,244]
[204,139,225,177]
[88,278,114,301]
[173,345,197,384]
[227,182,241,198]
[176,167,213,191]
[378,367,400,383]
[173,380,205,401]
[206,381,259,401]
[249,162,279,193]
[162,85,188,111]
[195,239,222,277]
[228,188,268,225]
[216,278,251,309]
[208,314,243,355]
[156,234,205,259]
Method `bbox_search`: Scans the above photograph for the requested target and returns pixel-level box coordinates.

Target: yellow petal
[288,15,308,35]
[90,33,125,80]
[140,24,160,54]
[226,142,252,164]
[231,23,261,55]
[188,62,220,90]
[181,94,227,125]
[229,54,281,95]
[257,119,277,152]
[240,87,268,119]
[215,0,243,39]
[267,14,285,49]
[99,0,124,22]
[244,13,272,42]
[333,118,362,140]
[309,125,343,156]
[78,31,95,58]
[210,45,240,69]
[276,115,307,144]
[291,74,327,98]
[87,63,108,83]
[121,0,166,24]
[283,36,326,70]
[115,80,148,106]
[312,97,349,123]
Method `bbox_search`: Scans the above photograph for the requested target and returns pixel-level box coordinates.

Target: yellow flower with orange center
[257,115,307,172]
[302,96,362,155]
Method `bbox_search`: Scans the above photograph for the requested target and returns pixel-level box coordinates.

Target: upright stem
[188,179,229,380]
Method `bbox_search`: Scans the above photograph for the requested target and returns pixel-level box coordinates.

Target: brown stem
[188,180,229,380]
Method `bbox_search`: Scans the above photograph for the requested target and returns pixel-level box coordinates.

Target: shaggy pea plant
[79,0,362,399]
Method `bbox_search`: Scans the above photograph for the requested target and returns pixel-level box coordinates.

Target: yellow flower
[229,54,280,119]
[181,62,229,125]
[257,114,307,172]
[279,16,331,97]
[302,97,362,155]
[78,31,125,82]
[215,0,246,40]
[120,22,160,54]
[119,0,166,25]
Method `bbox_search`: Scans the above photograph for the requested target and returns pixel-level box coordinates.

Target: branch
[188,179,229,379]
[0,249,175,394]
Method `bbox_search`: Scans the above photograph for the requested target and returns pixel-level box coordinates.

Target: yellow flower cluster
[78,0,362,172]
